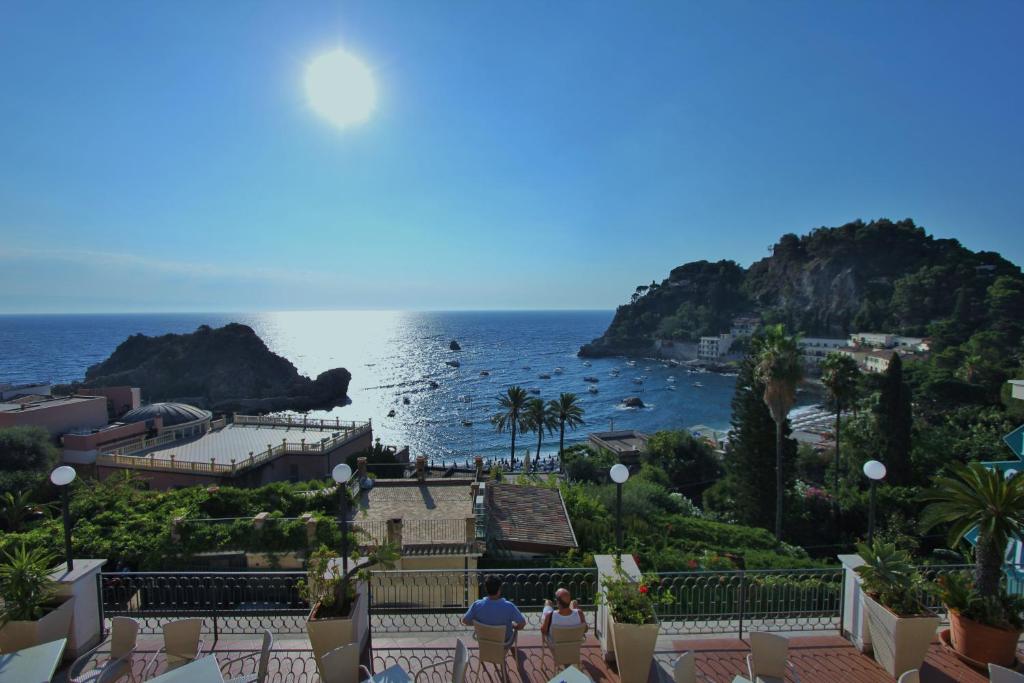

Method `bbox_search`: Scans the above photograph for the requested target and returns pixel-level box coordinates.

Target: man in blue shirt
[462,575,526,642]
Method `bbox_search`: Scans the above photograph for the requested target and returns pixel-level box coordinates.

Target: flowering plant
[601,561,674,625]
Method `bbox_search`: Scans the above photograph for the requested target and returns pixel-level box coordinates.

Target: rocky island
[580,218,1023,358]
[75,323,352,413]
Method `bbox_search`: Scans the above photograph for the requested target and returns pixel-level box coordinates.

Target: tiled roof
[487,484,577,551]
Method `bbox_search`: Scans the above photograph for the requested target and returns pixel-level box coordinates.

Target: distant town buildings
[798,337,848,367]
[589,429,649,464]
[0,393,109,437]
[838,332,930,373]
[730,316,760,338]
[698,333,734,360]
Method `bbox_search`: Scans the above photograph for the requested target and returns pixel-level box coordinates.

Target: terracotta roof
[487,484,577,552]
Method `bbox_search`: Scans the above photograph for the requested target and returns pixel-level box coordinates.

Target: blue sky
[1,1,1022,313]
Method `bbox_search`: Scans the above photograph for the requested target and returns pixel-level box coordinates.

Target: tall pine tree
[722,347,797,531]
[875,353,913,486]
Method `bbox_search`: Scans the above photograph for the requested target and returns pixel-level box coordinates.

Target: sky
[1,1,1022,314]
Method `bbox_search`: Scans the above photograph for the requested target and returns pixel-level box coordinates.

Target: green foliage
[561,444,616,484]
[936,571,1024,631]
[600,561,674,625]
[0,544,59,623]
[548,393,585,466]
[854,541,932,616]
[875,354,913,486]
[0,426,60,497]
[641,430,722,503]
[491,386,530,465]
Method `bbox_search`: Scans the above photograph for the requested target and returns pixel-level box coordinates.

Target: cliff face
[82,323,351,413]
[580,219,1022,356]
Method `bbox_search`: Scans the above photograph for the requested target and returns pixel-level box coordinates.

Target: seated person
[540,587,587,641]
[462,575,526,643]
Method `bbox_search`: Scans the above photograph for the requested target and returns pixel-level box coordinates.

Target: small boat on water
[632,378,644,385]
[402,396,411,405]
[582,361,591,367]
[458,394,472,403]
[538,373,551,379]
[462,420,473,427]
[387,409,396,417]
[666,376,676,383]
[625,360,637,367]
[610,368,620,376]
[553,367,564,374]
[528,387,541,394]
[666,385,676,391]
[522,365,531,370]
[588,386,599,394]
[428,380,439,389]
[480,370,490,376]
[693,381,704,388]
[583,376,599,383]
[445,360,460,368]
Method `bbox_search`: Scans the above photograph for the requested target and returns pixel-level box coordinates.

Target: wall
[79,386,140,418]
[0,396,108,437]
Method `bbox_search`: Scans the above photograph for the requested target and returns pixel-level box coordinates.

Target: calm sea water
[0,311,741,461]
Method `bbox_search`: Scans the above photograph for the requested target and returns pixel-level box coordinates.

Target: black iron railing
[654,568,844,638]
[369,567,599,633]
[97,571,309,639]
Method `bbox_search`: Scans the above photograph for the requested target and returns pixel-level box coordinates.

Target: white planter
[862,594,939,678]
[0,596,75,653]
[608,614,659,683]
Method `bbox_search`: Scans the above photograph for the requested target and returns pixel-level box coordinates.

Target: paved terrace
[64,634,998,682]
[140,423,350,466]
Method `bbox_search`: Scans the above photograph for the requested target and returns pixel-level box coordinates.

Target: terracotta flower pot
[609,614,659,683]
[949,609,1020,668]
[862,594,940,678]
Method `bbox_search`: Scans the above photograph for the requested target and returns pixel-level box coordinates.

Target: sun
[304,48,377,129]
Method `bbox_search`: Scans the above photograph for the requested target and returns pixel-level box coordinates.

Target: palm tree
[548,393,585,472]
[754,324,803,540]
[491,386,530,468]
[523,398,556,473]
[920,462,1024,597]
[0,490,46,532]
[820,352,860,506]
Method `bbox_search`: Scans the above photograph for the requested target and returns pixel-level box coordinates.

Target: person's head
[555,587,572,608]
[484,575,502,598]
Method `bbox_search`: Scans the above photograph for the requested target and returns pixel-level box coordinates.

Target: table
[372,664,412,683]
[546,665,593,683]
[0,637,66,683]
[732,677,753,682]
[146,655,225,683]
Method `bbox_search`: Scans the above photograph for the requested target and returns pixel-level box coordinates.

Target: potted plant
[854,540,939,678]
[299,535,397,674]
[601,562,673,683]
[921,462,1024,667]
[0,544,75,653]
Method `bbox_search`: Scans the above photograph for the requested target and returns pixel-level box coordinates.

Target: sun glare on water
[304,48,377,129]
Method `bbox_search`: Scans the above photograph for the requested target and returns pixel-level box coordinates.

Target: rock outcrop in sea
[77,323,351,413]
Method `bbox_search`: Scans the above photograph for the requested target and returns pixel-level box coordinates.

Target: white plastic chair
[221,629,273,683]
[990,664,1024,682]
[473,623,517,682]
[897,670,919,683]
[414,638,469,683]
[673,651,714,683]
[143,618,205,678]
[318,642,373,683]
[67,616,140,683]
[746,632,800,683]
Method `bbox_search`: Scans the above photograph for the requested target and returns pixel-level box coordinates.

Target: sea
[0,310,751,463]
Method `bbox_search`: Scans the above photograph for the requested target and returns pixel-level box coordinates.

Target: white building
[698,333,734,360]
[730,317,760,338]
[848,332,927,351]
[798,337,848,365]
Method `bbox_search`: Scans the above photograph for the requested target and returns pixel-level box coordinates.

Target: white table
[732,677,753,683]
[0,637,66,683]
[147,655,225,683]
[546,665,593,683]
[372,664,411,683]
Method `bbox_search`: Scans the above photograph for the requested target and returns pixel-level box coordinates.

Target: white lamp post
[332,463,353,589]
[610,464,630,552]
[50,465,77,571]
[862,460,887,545]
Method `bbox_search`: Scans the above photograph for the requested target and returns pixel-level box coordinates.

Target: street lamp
[332,463,354,588]
[50,465,77,572]
[610,464,630,553]
[863,460,886,545]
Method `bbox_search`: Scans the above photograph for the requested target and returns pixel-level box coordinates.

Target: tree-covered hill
[580,218,1023,358]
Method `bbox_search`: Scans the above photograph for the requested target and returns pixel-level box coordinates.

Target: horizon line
[0,307,618,316]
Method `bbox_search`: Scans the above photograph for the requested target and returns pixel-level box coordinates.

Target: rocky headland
[74,323,351,413]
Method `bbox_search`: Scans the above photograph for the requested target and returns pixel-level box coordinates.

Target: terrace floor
[64,633,1001,682]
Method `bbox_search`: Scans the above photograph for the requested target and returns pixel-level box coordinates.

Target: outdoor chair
[989,664,1024,682]
[745,632,800,683]
[897,670,919,683]
[545,624,586,673]
[473,623,517,682]
[142,617,204,678]
[318,642,373,683]
[414,638,469,683]
[219,629,273,683]
[672,651,714,683]
[67,616,140,683]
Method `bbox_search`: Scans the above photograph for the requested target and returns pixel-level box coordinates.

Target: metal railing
[369,567,599,633]
[98,571,309,639]
[654,568,844,638]
[233,414,369,431]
